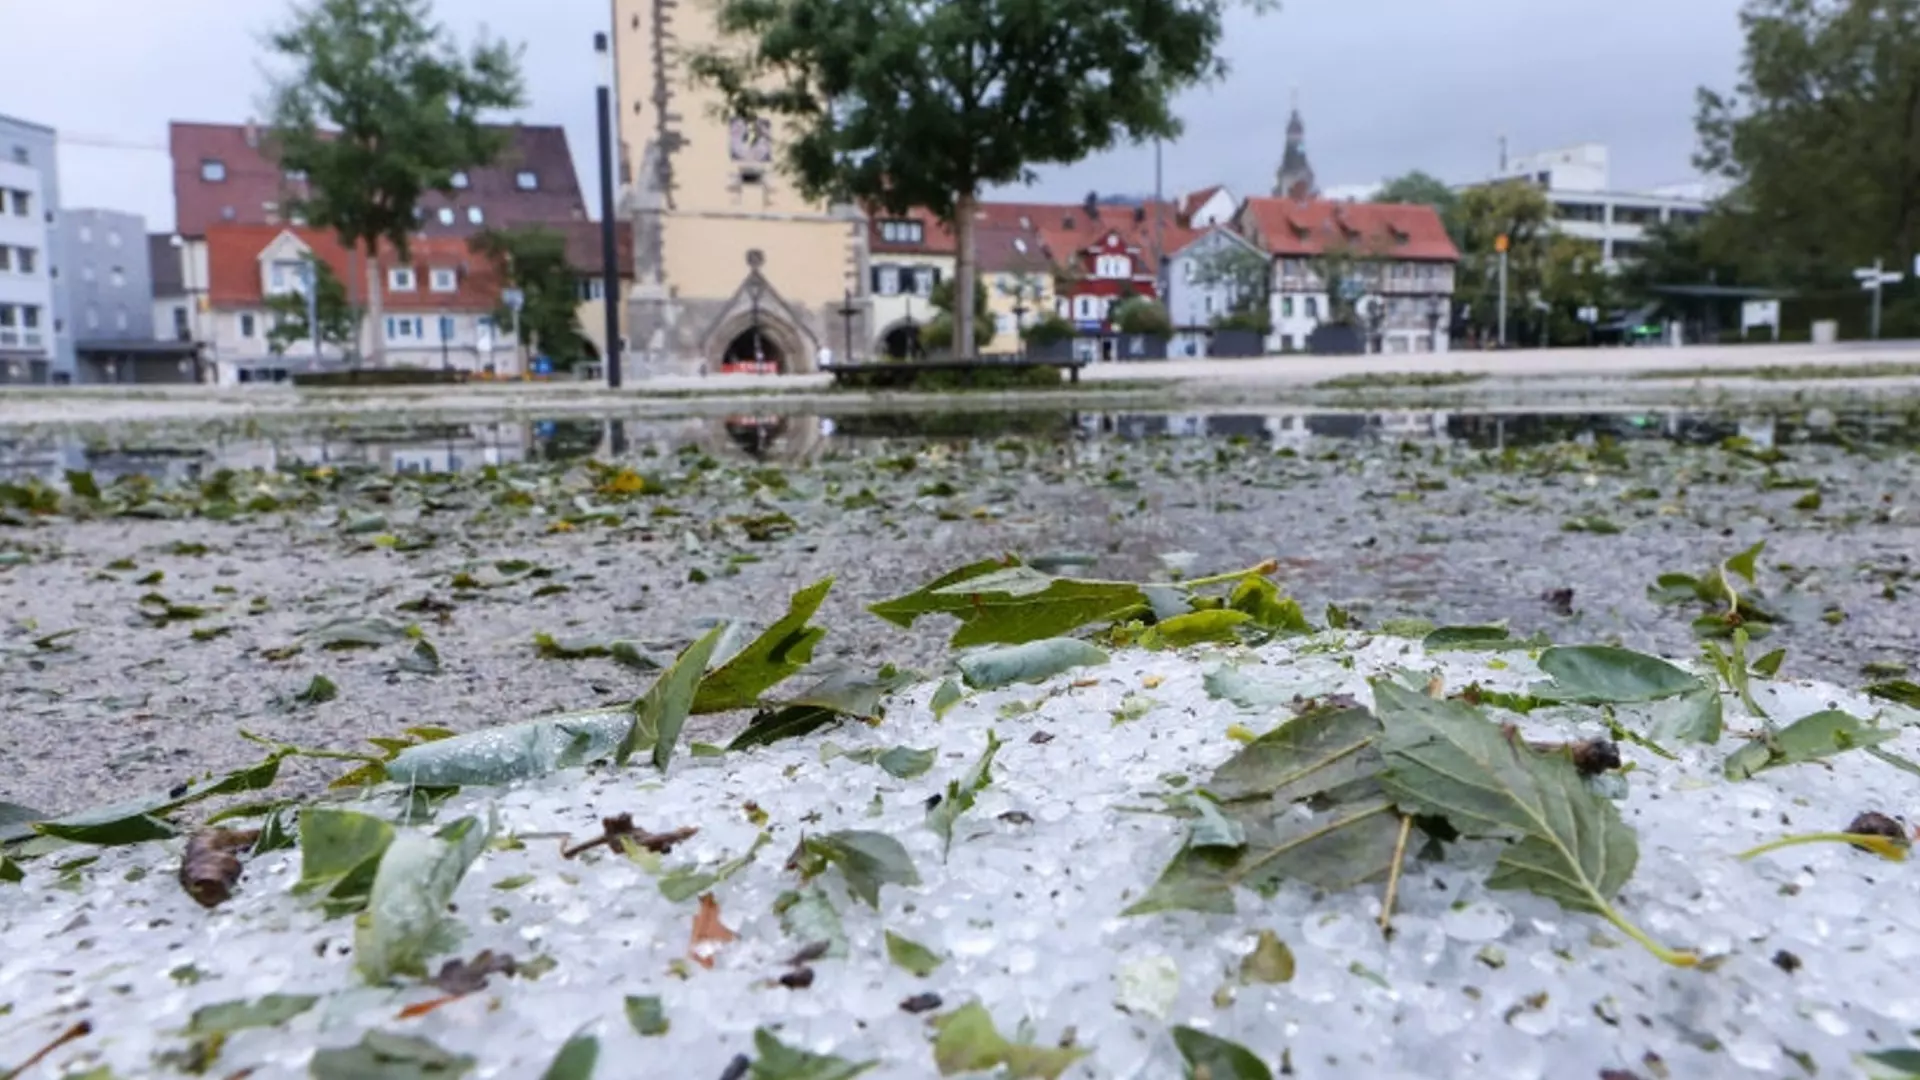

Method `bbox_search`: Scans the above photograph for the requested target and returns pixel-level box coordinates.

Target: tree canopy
[265,256,356,358]
[1696,0,1920,287]
[266,0,524,365]
[470,227,590,371]
[690,0,1271,360]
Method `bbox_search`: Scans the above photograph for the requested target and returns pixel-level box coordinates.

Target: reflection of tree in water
[532,420,607,461]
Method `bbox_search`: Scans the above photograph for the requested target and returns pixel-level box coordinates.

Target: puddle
[2,406,1917,483]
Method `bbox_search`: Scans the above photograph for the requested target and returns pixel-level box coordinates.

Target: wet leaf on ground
[931,1001,1087,1079]
[623,994,669,1037]
[308,1030,475,1079]
[622,624,728,771]
[958,638,1109,689]
[884,929,943,976]
[692,578,833,713]
[796,831,920,908]
[354,815,491,982]
[1172,1026,1272,1080]
[1535,646,1700,703]
[1723,710,1898,780]
[748,1028,877,1079]
[871,559,1145,648]
[926,730,1004,856]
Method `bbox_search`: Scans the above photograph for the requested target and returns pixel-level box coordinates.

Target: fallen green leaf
[958,638,1109,690]
[884,929,944,976]
[623,624,728,771]
[1723,710,1898,780]
[692,577,833,713]
[748,1028,877,1080]
[1535,645,1699,703]
[354,815,492,982]
[538,1030,599,1080]
[624,995,669,1037]
[930,1001,1087,1079]
[798,831,920,908]
[927,729,1004,856]
[309,1030,474,1079]
[1172,1026,1272,1080]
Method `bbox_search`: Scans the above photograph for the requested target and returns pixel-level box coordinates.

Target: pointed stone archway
[698,250,821,373]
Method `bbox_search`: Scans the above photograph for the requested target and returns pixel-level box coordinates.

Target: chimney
[245,119,259,149]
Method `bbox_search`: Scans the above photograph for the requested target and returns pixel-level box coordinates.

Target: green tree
[470,227,589,370]
[1618,216,1751,301]
[1452,181,1556,343]
[1112,297,1173,336]
[1696,0,1920,287]
[1189,240,1271,320]
[688,0,1270,364]
[1375,170,1463,247]
[1022,313,1074,346]
[927,276,994,353]
[265,256,357,357]
[266,0,525,366]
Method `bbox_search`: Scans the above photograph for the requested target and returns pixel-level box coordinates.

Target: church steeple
[1273,91,1317,201]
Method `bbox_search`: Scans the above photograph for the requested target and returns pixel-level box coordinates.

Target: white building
[1471,143,1716,267]
[1236,196,1459,355]
[1162,225,1267,357]
[0,116,60,383]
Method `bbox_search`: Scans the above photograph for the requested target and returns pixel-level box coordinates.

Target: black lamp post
[902,296,920,359]
[594,31,623,388]
[1366,297,1386,355]
[1012,288,1030,359]
[836,289,859,366]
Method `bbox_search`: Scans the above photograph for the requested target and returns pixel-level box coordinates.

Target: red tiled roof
[170,121,588,238]
[1179,185,1226,218]
[204,225,504,311]
[973,224,1052,275]
[1237,197,1459,262]
[976,199,1193,274]
[555,220,633,277]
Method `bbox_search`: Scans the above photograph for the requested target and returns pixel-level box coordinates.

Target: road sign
[1577,306,1600,324]
[502,288,526,312]
[1494,234,1509,254]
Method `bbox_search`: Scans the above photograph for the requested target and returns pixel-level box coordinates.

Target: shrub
[1022,314,1074,347]
[293,368,470,388]
[1112,298,1172,336]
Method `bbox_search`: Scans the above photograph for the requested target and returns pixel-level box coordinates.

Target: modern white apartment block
[0,115,65,383]
[1472,142,1715,266]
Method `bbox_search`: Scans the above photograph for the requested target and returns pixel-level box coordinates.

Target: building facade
[1473,143,1711,266]
[202,225,512,383]
[866,209,954,360]
[977,224,1055,355]
[612,0,868,374]
[1163,225,1266,356]
[1237,196,1458,355]
[0,115,67,382]
[59,209,154,345]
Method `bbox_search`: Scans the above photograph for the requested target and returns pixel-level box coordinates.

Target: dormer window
[201,160,227,182]
[451,171,470,189]
[878,219,923,244]
[388,267,417,291]
[438,208,455,226]
[468,207,485,225]
[429,267,457,292]
[1094,254,1131,279]
[515,170,539,190]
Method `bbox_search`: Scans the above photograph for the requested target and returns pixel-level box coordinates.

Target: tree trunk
[364,240,386,368]
[954,192,978,360]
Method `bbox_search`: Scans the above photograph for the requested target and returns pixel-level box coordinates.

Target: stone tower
[611,0,870,374]
[1272,96,1317,202]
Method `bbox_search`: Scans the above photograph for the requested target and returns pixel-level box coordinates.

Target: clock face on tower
[729,117,773,163]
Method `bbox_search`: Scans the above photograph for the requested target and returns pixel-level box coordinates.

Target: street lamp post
[1425,294,1444,353]
[593,32,623,388]
[299,260,320,366]
[837,289,859,366]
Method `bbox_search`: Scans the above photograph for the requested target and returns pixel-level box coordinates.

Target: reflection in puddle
[1,406,1915,483]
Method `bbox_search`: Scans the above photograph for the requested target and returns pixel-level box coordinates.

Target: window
[1095,254,1130,278]
[1305,297,1319,318]
[285,169,308,183]
[389,267,417,291]
[78,225,93,244]
[110,266,125,288]
[437,208,455,225]
[515,170,539,190]
[10,190,29,217]
[173,306,190,339]
[1610,240,1647,261]
[874,265,900,296]
[438,315,455,341]
[22,305,38,328]
[1613,205,1661,227]
[239,313,255,338]
[115,308,129,331]
[878,219,924,244]
[429,267,457,292]
[451,171,470,189]
[385,316,425,339]
[0,304,13,327]
[1281,296,1294,318]
[10,146,27,165]
[578,277,606,302]
[0,247,8,272]
[468,207,484,225]
[1204,295,1215,315]
[201,160,227,182]
[1074,295,1098,321]
[913,268,935,297]
[739,168,764,186]
[995,313,1014,336]
[107,230,122,248]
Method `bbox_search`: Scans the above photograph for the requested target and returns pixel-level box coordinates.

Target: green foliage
[1189,240,1270,319]
[1021,314,1074,346]
[688,0,1264,385]
[470,227,591,370]
[264,256,357,357]
[267,0,525,363]
[1453,181,1555,342]
[1111,297,1173,336]
[1696,0,1920,287]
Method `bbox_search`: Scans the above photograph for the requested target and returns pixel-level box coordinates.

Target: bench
[827,356,1088,390]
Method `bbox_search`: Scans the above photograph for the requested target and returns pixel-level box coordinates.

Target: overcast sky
[1,0,1749,232]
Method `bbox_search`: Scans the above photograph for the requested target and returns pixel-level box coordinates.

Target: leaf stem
[1178,560,1280,590]
[1378,814,1413,935]
[1601,907,1698,968]
[1736,832,1908,863]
